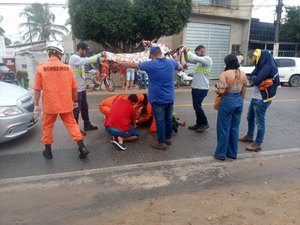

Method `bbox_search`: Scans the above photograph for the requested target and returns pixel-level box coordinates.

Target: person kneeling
[105,94,139,150]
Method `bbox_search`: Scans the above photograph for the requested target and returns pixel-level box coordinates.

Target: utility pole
[273,0,283,57]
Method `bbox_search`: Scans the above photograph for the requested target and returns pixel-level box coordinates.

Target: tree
[19,3,69,42]
[280,6,300,42]
[4,37,11,46]
[68,0,192,52]
[0,26,12,46]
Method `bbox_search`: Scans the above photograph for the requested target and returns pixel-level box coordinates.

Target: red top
[120,69,126,75]
[105,98,136,132]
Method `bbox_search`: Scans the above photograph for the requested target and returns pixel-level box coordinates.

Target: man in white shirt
[69,42,102,133]
[236,51,244,66]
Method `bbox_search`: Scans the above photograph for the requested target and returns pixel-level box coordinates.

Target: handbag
[214,95,222,110]
[214,79,234,110]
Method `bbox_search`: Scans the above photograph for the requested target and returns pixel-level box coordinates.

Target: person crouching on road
[33,43,89,159]
[105,94,139,151]
[117,47,183,150]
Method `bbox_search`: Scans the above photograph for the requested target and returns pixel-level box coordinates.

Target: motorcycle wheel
[174,76,181,89]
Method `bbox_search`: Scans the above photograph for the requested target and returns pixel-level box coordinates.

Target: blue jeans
[105,126,138,138]
[192,88,208,126]
[73,91,91,127]
[214,93,244,159]
[151,102,173,144]
[247,98,272,145]
[139,71,147,89]
[126,68,135,81]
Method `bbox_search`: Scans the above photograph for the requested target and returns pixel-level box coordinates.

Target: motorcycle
[174,71,193,88]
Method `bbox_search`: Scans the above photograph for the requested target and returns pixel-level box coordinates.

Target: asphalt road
[0,85,300,179]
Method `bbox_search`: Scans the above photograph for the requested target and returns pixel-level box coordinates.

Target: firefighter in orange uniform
[33,43,89,159]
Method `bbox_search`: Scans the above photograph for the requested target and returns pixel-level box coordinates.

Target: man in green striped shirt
[184,45,213,133]
[69,42,103,134]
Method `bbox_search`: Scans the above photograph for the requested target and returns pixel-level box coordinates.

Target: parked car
[0,81,39,143]
[0,63,19,85]
[240,57,300,87]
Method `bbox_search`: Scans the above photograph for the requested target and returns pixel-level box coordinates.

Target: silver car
[0,81,39,143]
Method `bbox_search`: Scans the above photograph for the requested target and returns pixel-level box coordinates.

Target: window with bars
[231,45,240,55]
[211,0,231,7]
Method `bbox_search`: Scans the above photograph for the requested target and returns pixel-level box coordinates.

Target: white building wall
[15,52,48,88]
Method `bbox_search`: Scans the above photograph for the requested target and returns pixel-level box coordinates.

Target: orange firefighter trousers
[42,112,83,144]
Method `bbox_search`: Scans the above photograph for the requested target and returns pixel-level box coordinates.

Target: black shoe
[43,144,53,159]
[226,155,237,160]
[188,124,201,130]
[196,124,209,133]
[84,124,98,131]
[112,141,127,151]
[214,155,225,161]
[77,140,89,158]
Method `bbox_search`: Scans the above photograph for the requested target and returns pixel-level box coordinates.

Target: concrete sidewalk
[1,149,299,225]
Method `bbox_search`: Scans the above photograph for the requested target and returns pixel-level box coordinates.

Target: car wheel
[289,74,300,87]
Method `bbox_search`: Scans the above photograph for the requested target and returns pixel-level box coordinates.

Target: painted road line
[1,147,299,186]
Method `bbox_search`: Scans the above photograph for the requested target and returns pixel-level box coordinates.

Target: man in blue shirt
[117,46,183,150]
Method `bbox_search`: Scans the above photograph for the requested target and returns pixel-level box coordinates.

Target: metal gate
[185,22,230,79]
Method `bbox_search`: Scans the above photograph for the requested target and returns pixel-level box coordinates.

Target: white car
[240,57,300,87]
[0,81,39,143]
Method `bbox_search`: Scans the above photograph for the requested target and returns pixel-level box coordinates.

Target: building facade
[160,0,253,78]
[249,18,300,58]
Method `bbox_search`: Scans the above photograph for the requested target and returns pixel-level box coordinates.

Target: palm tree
[19,3,69,43]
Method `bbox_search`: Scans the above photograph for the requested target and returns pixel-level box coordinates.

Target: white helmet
[46,42,64,54]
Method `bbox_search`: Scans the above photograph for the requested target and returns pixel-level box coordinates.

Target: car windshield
[0,65,11,73]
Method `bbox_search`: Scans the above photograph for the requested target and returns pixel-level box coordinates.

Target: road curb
[1,147,300,186]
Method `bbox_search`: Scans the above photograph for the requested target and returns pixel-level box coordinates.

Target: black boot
[43,144,53,159]
[84,124,98,131]
[77,140,89,159]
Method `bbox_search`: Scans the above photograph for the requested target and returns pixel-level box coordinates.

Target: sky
[0,0,299,43]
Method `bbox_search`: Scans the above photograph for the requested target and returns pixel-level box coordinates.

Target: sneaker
[111,136,117,143]
[112,141,127,151]
[151,142,167,150]
[43,149,53,159]
[165,139,172,146]
[84,124,98,131]
[188,124,201,130]
[239,135,253,142]
[196,124,209,133]
[246,143,262,152]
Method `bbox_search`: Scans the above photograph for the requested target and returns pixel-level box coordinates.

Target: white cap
[46,42,64,54]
